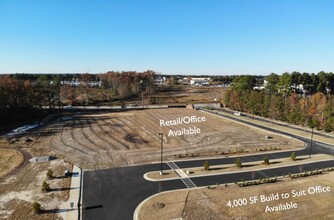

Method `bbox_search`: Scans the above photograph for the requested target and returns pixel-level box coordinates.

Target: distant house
[60,79,102,87]
[253,80,267,91]
[154,76,166,85]
[178,77,191,85]
[190,77,211,86]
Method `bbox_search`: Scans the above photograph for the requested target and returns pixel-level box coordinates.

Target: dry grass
[0,149,24,178]
[138,171,334,220]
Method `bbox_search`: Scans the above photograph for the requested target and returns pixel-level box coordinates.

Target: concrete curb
[223,107,334,139]
[143,158,334,182]
[200,109,304,144]
[59,164,82,220]
[133,186,204,220]
[204,108,334,145]
[134,166,334,220]
[78,166,83,220]
[143,140,307,168]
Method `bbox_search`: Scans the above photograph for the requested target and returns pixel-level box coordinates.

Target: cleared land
[9,108,303,169]
[0,107,304,219]
[0,148,24,178]
[138,171,334,220]
[0,159,72,220]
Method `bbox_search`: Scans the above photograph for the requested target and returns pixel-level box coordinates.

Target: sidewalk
[59,165,82,220]
[209,108,334,146]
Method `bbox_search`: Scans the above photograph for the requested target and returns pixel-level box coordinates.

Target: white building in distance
[190,77,211,86]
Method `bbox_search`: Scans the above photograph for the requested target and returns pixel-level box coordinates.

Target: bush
[324,119,334,132]
[235,158,242,168]
[290,152,296,161]
[203,160,210,171]
[47,169,53,179]
[32,201,41,214]
[42,180,50,192]
[263,155,270,165]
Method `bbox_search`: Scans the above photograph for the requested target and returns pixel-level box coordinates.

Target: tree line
[99,70,156,100]
[225,71,334,132]
[0,71,156,129]
[232,71,334,94]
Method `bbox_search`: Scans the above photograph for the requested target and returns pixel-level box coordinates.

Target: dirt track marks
[94,119,124,150]
[80,119,108,151]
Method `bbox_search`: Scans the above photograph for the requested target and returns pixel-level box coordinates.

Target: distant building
[154,76,166,85]
[190,77,211,86]
[253,80,267,91]
[61,79,102,87]
[178,77,191,85]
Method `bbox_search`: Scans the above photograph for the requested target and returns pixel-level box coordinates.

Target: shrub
[32,201,41,214]
[235,158,242,168]
[203,160,210,171]
[290,152,296,161]
[47,169,53,179]
[324,119,334,132]
[42,180,50,192]
[263,155,270,165]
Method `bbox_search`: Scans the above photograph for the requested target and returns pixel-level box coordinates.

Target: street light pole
[158,133,163,175]
[309,127,314,158]
[142,91,144,109]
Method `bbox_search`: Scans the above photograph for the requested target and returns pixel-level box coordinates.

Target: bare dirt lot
[138,171,334,220]
[6,108,303,170]
[0,159,72,220]
[148,86,228,105]
[0,148,24,178]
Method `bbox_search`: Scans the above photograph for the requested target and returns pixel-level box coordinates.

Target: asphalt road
[213,107,334,140]
[82,109,334,220]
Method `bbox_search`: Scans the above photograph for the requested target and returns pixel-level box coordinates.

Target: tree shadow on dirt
[262,161,281,165]
[208,167,226,171]
[50,187,78,192]
[124,133,148,144]
[240,164,256,168]
[53,175,69,179]
[41,208,70,214]
[295,158,308,161]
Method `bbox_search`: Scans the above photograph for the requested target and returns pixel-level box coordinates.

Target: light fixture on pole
[158,133,163,175]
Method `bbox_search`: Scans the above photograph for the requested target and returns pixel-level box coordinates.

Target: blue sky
[0,0,333,75]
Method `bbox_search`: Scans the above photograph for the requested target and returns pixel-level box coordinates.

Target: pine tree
[235,158,242,168]
[42,180,50,192]
[203,160,210,171]
[32,201,41,214]
[47,169,53,179]
[264,155,270,165]
[290,152,296,161]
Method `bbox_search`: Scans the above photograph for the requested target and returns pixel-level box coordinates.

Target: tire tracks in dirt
[80,119,108,151]
[0,147,32,183]
[94,119,124,151]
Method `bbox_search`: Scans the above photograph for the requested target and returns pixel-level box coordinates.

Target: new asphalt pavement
[82,109,334,220]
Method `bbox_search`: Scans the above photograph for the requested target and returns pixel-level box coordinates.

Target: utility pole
[159,133,163,175]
